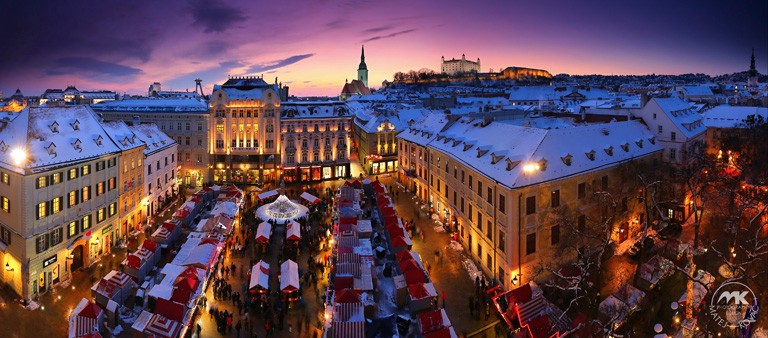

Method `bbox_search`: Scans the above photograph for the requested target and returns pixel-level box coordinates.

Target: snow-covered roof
[398,114,452,145]
[0,106,121,173]
[680,85,714,97]
[102,120,143,151]
[129,123,176,155]
[354,108,430,133]
[93,98,208,113]
[647,97,706,138]
[427,117,662,189]
[702,105,768,128]
[281,101,350,119]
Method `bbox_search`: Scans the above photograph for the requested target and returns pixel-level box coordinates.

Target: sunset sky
[1,0,766,97]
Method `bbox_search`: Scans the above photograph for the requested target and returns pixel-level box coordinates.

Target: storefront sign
[101,224,113,235]
[43,254,58,267]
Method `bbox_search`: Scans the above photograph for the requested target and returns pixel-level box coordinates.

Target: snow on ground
[448,241,463,252]
[462,257,483,281]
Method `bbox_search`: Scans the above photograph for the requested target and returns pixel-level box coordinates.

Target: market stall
[280,259,300,301]
[255,222,272,245]
[249,261,270,296]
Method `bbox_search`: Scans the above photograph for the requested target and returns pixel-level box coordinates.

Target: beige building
[0,106,121,302]
[102,122,146,237]
[441,54,480,75]
[130,124,178,220]
[398,116,662,288]
[209,76,281,185]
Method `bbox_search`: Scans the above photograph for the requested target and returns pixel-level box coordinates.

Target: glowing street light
[522,163,540,173]
[10,147,26,165]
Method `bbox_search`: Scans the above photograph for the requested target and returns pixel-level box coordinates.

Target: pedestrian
[485,301,490,320]
[197,323,202,338]
[441,290,446,309]
[236,319,242,338]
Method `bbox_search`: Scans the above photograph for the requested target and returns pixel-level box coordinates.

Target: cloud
[362,29,417,43]
[325,19,347,29]
[363,25,394,34]
[189,0,248,33]
[47,57,143,79]
[219,60,245,68]
[247,54,315,73]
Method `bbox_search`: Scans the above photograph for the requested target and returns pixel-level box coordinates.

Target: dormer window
[452,139,461,147]
[122,137,129,146]
[561,154,573,166]
[436,135,444,141]
[47,142,57,156]
[476,148,489,158]
[490,152,504,164]
[506,158,520,171]
[463,143,473,151]
[600,128,610,136]
[538,159,548,171]
[49,121,60,133]
[95,135,103,146]
[621,143,629,152]
[635,139,643,148]
[604,146,614,156]
[131,135,136,144]
[648,137,656,145]
[70,120,80,131]
[72,139,82,152]
[0,141,7,153]
[585,150,596,161]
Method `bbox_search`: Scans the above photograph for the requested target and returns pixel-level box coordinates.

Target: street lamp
[5,262,13,272]
[512,274,522,286]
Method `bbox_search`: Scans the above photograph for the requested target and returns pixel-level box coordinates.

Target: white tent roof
[249,261,270,290]
[259,190,278,200]
[256,222,271,242]
[280,259,300,292]
[300,192,320,203]
[286,221,301,240]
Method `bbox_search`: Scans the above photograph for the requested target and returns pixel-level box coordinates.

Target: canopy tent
[68,298,104,338]
[280,259,300,292]
[419,308,452,335]
[143,314,181,338]
[408,282,437,312]
[258,190,279,200]
[331,321,365,338]
[249,261,270,290]
[404,269,427,285]
[286,221,301,241]
[255,222,272,244]
[300,192,320,204]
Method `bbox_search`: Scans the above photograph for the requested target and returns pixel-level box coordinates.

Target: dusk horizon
[1,0,766,97]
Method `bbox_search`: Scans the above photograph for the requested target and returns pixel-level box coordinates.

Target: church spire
[750,48,756,72]
[357,45,369,87]
[358,45,367,71]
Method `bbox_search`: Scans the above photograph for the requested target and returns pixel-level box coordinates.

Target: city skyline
[1,0,766,97]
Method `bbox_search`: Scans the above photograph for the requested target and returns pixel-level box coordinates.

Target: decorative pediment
[561,154,573,166]
[122,137,129,146]
[604,146,614,156]
[94,135,103,146]
[585,150,596,161]
[70,119,80,131]
[47,142,57,156]
[49,121,60,133]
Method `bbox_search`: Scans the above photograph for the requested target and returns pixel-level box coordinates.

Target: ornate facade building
[209,77,281,185]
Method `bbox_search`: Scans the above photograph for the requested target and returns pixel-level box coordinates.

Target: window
[477,243,482,259]
[82,186,90,201]
[37,202,48,219]
[68,168,78,180]
[109,202,117,216]
[578,182,586,199]
[97,208,105,223]
[461,170,465,183]
[36,234,48,253]
[601,175,608,191]
[37,176,48,188]
[486,254,493,269]
[82,215,91,230]
[526,233,536,255]
[551,190,560,208]
[49,228,63,247]
[1,196,9,212]
[216,124,224,133]
[551,225,560,245]
[477,213,483,229]
[477,181,483,197]
[185,137,190,145]
[147,164,152,175]
[198,139,203,146]
[216,140,224,148]
[177,122,182,130]
[1,172,8,185]
[498,231,505,252]
[669,148,676,161]
[82,165,90,175]
[68,221,78,238]
[653,113,657,119]
[266,140,274,149]
[671,132,676,141]
[487,187,492,203]
[0,226,11,245]
[658,125,663,134]
[51,172,62,184]
[526,196,536,215]
[108,177,116,191]
[68,190,78,207]
[469,175,473,189]
[460,197,465,214]
[486,220,493,239]
[186,122,190,131]
[469,204,473,221]
[52,197,62,213]
[198,122,203,131]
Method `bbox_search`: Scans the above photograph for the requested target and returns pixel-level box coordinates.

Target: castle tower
[358,45,368,87]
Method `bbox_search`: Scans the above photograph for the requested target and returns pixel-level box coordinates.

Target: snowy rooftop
[281,101,350,119]
[702,105,768,128]
[426,117,662,189]
[0,106,122,173]
[354,108,430,133]
[398,114,452,145]
[93,98,208,112]
[102,120,143,151]
[646,97,706,138]
[129,123,176,155]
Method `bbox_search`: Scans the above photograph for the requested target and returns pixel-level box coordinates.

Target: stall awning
[249,261,270,290]
[300,192,320,204]
[280,259,299,292]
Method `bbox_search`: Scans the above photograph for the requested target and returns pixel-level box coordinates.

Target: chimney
[640,92,650,107]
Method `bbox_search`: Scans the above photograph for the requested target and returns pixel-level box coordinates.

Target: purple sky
[1,0,766,97]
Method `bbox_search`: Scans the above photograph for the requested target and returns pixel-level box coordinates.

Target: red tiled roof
[155,298,185,322]
[78,302,103,319]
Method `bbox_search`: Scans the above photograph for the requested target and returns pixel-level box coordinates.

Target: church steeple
[357,45,368,87]
[750,48,756,74]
